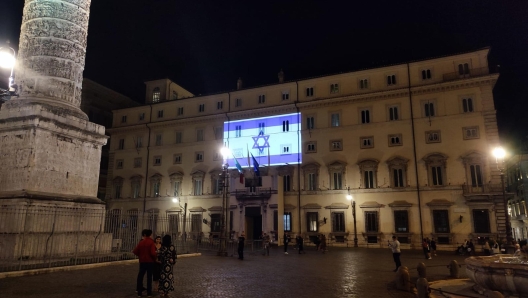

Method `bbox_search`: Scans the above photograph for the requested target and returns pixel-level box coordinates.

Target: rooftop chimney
[237,77,243,90]
[278,69,284,83]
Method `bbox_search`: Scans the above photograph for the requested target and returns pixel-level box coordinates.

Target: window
[235,125,242,137]
[121,115,127,123]
[131,178,141,198]
[258,94,266,104]
[433,210,450,233]
[462,97,474,113]
[135,136,143,148]
[328,162,346,190]
[175,131,182,144]
[170,174,182,196]
[470,165,483,187]
[210,214,221,232]
[155,134,162,146]
[458,63,470,75]
[157,110,164,118]
[393,169,404,187]
[424,101,435,117]
[217,101,223,110]
[332,172,342,190]
[462,152,485,188]
[134,157,142,168]
[139,113,145,121]
[394,210,408,232]
[235,98,242,107]
[152,87,160,103]
[198,104,205,112]
[421,69,432,80]
[360,137,374,149]
[212,174,222,195]
[473,209,490,233]
[282,120,289,132]
[153,156,162,166]
[330,83,339,94]
[303,163,319,191]
[114,183,122,199]
[332,212,345,232]
[330,140,342,151]
[191,214,202,234]
[215,127,223,140]
[306,142,317,153]
[387,75,397,85]
[423,153,447,187]
[195,151,204,162]
[172,91,178,100]
[307,212,318,232]
[331,113,340,127]
[283,175,291,191]
[150,175,161,197]
[306,87,314,97]
[388,134,402,146]
[283,212,292,232]
[360,109,370,124]
[387,156,408,188]
[177,107,184,115]
[463,126,479,140]
[193,179,203,195]
[281,145,291,154]
[173,154,182,164]
[306,116,315,130]
[118,138,125,150]
[358,159,378,189]
[116,159,123,169]
[197,129,204,142]
[388,105,399,121]
[258,122,265,134]
[168,213,179,236]
[308,173,316,190]
[365,211,379,232]
[425,131,441,144]
[282,91,290,100]
[359,78,368,89]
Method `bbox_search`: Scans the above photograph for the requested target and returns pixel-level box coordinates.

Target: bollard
[395,266,411,292]
[417,262,427,278]
[486,291,504,298]
[448,260,459,278]
[416,277,430,298]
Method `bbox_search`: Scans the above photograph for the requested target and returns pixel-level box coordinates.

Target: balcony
[234,187,273,200]
[462,184,504,195]
[442,66,497,82]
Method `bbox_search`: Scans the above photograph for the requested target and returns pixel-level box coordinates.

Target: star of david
[252,133,270,154]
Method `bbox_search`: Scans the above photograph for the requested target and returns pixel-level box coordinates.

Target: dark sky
[1,0,527,149]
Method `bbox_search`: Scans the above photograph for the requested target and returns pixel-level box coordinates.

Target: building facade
[506,154,528,241]
[105,48,507,249]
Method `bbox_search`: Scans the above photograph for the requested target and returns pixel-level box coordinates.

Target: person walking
[298,235,305,254]
[284,232,291,254]
[238,231,245,260]
[153,236,162,292]
[319,234,327,253]
[262,232,271,256]
[388,236,401,272]
[158,235,177,297]
[422,238,431,259]
[133,229,157,297]
[430,238,437,256]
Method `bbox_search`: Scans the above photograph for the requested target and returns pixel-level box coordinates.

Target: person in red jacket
[133,229,157,297]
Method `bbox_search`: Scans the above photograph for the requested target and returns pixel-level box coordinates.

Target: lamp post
[0,42,17,97]
[346,187,358,247]
[492,147,513,250]
[218,147,231,256]
[172,198,188,252]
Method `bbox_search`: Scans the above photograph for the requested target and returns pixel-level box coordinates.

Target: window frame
[388,134,403,147]
[360,136,374,149]
[425,130,441,144]
[306,141,317,153]
[153,155,162,166]
[359,108,371,124]
[284,212,292,232]
[116,159,123,169]
[359,78,369,90]
[173,153,182,164]
[330,83,340,94]
[365,211,379,232]
[387,74,397,86]
[306,87,315,97]
[463,126,480,140]
[332,212,346,232]
[258,94,266,104]
[195,151,204,163]
[462,97,474,113]
[133,157,142,168]
[282,90,290,101]
[329,139,343,152]
[307,212,319,232]
[388,104,400,121]
[330,112,341,127]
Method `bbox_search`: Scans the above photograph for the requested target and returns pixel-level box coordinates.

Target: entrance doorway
[245,207,262,240]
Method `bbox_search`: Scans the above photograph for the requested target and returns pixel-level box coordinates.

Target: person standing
[238,231,245,260]
[298,235,305,254]
[133,229,157,297]
[388,236,401,272]
[284,232,291,254]
[158,235,177,297]
[319,234,327,253]
[422,238,431,259]
[430,238,437,256]
[153,236,162,292]
[262,232,271,256]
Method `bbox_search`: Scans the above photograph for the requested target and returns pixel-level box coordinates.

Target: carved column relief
[16,0,92,108]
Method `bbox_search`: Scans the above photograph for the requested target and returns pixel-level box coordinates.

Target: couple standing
[133,229,177,297]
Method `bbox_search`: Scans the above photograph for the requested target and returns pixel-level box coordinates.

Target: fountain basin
[466,255,528,297]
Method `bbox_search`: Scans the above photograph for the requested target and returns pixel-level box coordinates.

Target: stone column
[16,0,92,116]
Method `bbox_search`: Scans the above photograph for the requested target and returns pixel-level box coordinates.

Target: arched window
[357,159,379,189]
[422,153,448,186]
[152,87,161,103]
[386,156,409,188]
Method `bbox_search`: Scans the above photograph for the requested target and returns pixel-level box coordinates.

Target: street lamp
[218,146,231,256]
[492,146,513,251]
[0,42,17,97]
[172,197,188,251]
[346,187,358,247]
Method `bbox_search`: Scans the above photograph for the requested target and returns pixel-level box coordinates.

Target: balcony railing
[443,66,496,82]
[462,183,504,195]
[234,187,272,199]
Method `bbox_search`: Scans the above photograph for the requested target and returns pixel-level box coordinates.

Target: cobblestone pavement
[0,247,471,298]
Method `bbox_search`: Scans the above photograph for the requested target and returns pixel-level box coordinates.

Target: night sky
[1,0,527,149]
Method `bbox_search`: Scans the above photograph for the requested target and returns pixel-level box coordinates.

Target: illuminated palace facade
[106,48,509,249]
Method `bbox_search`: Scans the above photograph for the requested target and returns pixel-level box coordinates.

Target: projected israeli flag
[223,112,302,168]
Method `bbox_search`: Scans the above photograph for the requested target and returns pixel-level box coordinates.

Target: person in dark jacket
[298,235,305,254]
[238,232,245,260]
[133,229,157,297]
[284,232,291,254]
